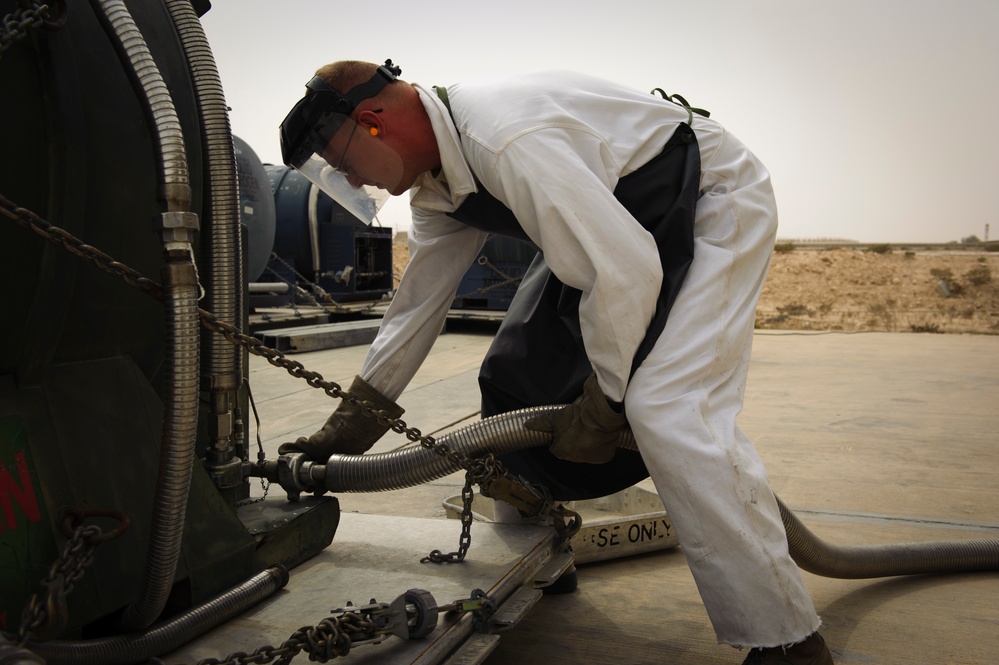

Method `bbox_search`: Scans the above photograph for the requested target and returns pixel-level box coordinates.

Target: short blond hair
[314,60,383,95]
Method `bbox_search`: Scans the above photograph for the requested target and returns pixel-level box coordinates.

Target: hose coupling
[275,452,323,501]
[154,210,199,250]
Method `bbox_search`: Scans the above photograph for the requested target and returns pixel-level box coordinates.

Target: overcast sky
[200,0,997,243]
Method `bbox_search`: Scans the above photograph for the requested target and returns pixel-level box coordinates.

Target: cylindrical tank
[234,135,276,282]
[0,0,204,383]
[265,165,394,302]
[0,0,270,638]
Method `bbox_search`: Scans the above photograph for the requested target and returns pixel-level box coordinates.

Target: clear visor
[295,152,390,225]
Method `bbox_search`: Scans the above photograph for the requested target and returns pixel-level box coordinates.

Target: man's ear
[356,109,384,137]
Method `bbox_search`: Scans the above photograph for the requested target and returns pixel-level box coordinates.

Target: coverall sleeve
[469,127,663,402]
[359,209,488,402]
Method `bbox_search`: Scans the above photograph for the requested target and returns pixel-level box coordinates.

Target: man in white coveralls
[277,59,833,664]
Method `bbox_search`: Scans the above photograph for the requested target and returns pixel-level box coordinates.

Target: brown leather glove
[524,373,627,464]
[277,375,404,462]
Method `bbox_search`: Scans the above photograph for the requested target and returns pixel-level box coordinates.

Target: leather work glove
[524,373,628,464]
[277,375,404,462]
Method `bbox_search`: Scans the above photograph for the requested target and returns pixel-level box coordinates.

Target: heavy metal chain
[0,1,67,59]
[1,194,581,563]
[195,611,376,665]
[1,2,48,57]
[14,509,129,644]
[194,587,496,665]
[421,469,476,564]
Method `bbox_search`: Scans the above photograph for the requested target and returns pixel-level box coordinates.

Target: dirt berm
[393,237,998,335]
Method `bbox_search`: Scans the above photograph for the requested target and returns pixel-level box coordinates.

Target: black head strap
[306,59,402,115]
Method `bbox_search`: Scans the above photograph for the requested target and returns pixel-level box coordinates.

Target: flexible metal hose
[164,0,244,496]
[28,566,288,665]
[316,405,999,577]
[777,496,999,578]
[89,0,190,212]
[165,0,243,393]
[317,405,630,493]
[90,0,201,632]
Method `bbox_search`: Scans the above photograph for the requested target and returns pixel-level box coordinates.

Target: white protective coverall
[358,70,820,647]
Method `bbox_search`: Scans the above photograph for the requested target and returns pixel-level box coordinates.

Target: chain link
[1,3,47,58]
[195,614,366,665]
[1,1,67,60]
[421,471,476,563]
[13,510,128,644]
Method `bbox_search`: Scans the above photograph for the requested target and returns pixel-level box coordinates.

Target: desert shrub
[868,302,896,330]
[965,264,992,286]
[774,242,796,254]
[910,323,942,333]
[865,243,892,254]
[777,302,812,317]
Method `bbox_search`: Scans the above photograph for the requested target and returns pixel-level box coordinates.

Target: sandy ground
[394,237,998,335]
[757,247,998,334]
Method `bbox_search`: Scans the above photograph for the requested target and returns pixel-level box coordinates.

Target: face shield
[279,60,401,225]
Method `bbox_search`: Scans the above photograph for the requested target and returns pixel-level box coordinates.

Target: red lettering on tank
[0,453,41,532]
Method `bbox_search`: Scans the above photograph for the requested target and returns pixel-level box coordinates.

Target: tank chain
[1,2,48,58]
[0,1,67,59]
[421,469,477,563]
[194,611,376,665]
[13,509,129,644]
[1,193,582,560]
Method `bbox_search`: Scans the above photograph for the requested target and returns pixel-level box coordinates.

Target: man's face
[321,118,409,196]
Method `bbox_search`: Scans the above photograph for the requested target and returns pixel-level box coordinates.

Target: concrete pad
[245,330,999,664]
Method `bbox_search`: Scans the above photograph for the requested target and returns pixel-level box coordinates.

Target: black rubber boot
[741,632,833,665]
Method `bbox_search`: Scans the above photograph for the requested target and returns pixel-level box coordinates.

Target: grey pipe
[27,566,288,665]
[312,406,999,578]
[89,0,201,632]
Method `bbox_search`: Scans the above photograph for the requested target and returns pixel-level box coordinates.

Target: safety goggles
[279,60,401,225]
